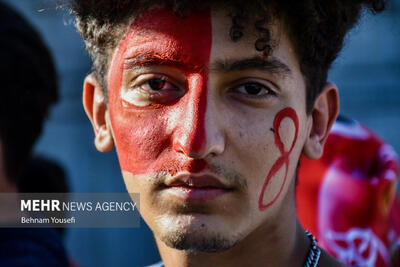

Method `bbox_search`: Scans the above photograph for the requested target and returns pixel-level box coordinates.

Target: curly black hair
[0,2,58,184]
[68,0,385,113]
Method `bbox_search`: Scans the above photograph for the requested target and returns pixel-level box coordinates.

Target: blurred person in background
[297,116,400,267]
[0,1,70,266]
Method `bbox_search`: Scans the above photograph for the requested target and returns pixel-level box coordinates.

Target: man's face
[106,7,310,252]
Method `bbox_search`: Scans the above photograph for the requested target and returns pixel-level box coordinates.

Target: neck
[156,184,311,267]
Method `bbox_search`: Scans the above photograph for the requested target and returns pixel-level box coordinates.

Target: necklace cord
[303,230,321,267]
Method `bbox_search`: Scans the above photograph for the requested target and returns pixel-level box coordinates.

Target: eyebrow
[210,56,292,77]
[123,52,197,70]
[123,53,292,77]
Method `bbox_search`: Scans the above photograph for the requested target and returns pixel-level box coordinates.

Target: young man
[71,1,385,266]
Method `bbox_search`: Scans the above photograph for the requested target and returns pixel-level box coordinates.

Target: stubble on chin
[154,214,243,253]
[125,166,249,253]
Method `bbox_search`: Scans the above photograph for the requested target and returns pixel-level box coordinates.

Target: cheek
[111,109,172,173]
[258,107,299,211]
[278,118,297,151]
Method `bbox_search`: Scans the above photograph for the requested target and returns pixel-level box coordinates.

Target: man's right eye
[140,78,177,92]
[121,75,184,107]
[148,79,166,91]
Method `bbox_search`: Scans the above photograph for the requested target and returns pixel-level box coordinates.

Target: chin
[153,213,243,253]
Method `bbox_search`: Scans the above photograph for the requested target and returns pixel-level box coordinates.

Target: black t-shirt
[0,228,69,267]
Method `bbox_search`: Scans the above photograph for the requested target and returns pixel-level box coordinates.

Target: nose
[172,73,225,159]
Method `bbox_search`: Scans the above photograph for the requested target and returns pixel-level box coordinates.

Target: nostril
[173,141,186,155]
[172,138,207,159]
[172,125,207,158]
[172,122,226,159]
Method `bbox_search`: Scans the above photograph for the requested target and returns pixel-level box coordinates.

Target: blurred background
[1,0,399,266]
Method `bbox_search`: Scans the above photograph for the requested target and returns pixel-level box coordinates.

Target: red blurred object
[297,117,399,267]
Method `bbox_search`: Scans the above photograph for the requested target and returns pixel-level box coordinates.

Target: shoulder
[0,228,70,267]
[146,261,164,267]
[317,249,345,267]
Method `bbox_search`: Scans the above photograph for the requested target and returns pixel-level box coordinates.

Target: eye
[233,82,276,97]
[141,78,176,91]
[122,76,184,107]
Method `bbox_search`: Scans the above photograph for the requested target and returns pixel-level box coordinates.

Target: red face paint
[108,8,212,175]
[258,107,299,211]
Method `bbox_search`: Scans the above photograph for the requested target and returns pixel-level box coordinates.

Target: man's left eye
[233,82,276,97]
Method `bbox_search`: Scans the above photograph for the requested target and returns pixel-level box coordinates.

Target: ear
[303,83,339,159]
[83,73,114,152]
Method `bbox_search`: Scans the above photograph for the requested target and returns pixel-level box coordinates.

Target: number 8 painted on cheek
[258,107,299,211]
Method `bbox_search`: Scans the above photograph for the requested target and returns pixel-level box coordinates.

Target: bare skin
[83,6,343,267]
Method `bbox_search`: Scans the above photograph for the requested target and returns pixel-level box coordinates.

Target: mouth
[163,174,234,201]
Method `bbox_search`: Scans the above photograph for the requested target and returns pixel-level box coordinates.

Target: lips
[163,174,233,201]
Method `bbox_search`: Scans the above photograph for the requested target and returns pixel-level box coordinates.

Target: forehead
[121,8,212,66]
[115,7,295,65]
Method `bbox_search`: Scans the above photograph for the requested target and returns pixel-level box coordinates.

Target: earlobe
[83,73,114,152]
[303,82,339,159]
